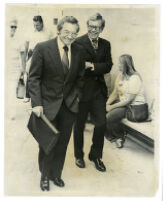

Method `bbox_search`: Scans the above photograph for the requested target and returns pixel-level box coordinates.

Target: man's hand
[106,104,115,113]
[85,62,94,71]
[32,106,43,117]
[76,97,80,103]
[21,70,25,75]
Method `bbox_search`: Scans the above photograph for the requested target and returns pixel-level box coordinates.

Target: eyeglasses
[10,26,17,29]
[62,31,78,38]
[88,25,101,30]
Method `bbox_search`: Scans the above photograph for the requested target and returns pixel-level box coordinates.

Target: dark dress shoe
[53,178,65,187]
[105,135,118,142]
[75,158,85,168]
[40,176,50,191]
[89,157,106,172]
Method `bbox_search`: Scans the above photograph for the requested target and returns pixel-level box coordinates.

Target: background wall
[63,6,160,107]
[6,4,160,112]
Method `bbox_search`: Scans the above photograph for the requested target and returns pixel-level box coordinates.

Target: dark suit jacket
[75,34,113,101]
[28,37,85,121]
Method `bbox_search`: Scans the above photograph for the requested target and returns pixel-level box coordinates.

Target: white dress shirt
[57,36,71,68]
[88,35,99,49]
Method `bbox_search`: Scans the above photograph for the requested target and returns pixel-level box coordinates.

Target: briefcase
[27,112,60,155]
[16,75,25,99]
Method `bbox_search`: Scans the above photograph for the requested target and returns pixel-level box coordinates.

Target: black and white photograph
[1,1,162,199]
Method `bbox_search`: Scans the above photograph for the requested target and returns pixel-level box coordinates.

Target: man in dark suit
[73,13,113,172]
[28,16,84,191]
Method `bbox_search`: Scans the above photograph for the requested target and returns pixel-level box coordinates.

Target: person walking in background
[105,54,149,148]
[6,19,26,120]
[26,15,53,60]
[73,13,113,172]
[28,16,84,191]
[9,19,17,38]
[24,15,53,102]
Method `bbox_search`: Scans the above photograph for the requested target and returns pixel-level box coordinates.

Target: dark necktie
[62,45,69,75]
[92,39,98,50]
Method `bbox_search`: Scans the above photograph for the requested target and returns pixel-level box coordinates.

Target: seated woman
[106,54,149,148]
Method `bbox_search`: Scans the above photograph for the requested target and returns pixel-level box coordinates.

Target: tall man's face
[87,20,103,39]
[34,21,43,32]
[58,22,78,46]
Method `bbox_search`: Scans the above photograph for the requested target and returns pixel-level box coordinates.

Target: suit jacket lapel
[47,37,64,77]
[96,38,103,54]
[82,34,97,57]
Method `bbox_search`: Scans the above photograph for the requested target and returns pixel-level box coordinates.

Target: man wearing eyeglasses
[10,21,17,38]
[73,13,113,172]
[28,16,84,191]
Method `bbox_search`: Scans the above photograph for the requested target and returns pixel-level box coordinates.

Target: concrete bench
[120,97,156,153]
[121,118,155,153]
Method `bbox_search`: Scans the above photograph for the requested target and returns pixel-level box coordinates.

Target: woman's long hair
[120,54,136,75]
[120,54,142,81]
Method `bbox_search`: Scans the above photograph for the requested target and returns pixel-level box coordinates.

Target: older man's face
[58,22,78,46]
[87,20,102,39]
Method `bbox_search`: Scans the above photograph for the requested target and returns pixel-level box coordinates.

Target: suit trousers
[38,101,76,179]
[73,93,106,160]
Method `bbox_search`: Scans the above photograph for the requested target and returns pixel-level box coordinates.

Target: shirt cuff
[91,63,95,71]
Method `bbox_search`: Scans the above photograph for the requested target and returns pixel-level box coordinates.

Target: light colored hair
[119,54,136,75]
[119,54,143,81]
[87,13,105,31]
[10,19,18,26]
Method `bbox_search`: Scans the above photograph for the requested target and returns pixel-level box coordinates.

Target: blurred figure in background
[9,19,17,38]
[6,19,26,120]
[106,54,149,148]
[24,15,53,102]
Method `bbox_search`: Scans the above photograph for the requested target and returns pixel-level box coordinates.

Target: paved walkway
[5,101,157,196]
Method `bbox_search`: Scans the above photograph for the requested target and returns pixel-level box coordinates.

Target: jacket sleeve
[93,41,113,75]
[74,48,85,100]
[28,43,43,107]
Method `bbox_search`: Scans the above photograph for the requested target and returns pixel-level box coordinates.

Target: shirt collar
[57,36,71,51]
[88,34,99,43]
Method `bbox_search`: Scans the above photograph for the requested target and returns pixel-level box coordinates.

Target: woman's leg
[106,107,126,139]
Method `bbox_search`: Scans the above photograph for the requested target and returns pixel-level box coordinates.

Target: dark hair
[120,54,136,75]
[57,16,80,33]
[33,15,43,24]
[87,13,105,31]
